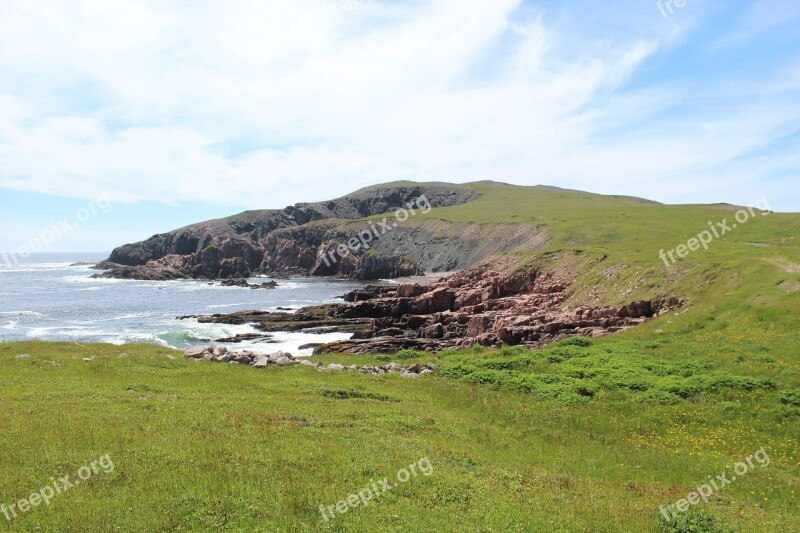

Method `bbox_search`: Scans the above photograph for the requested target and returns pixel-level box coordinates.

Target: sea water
[0,253,364,355]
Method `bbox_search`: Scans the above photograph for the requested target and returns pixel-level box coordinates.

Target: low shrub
[396,349,424,360]
[316,387,399,402]
[658,508,738,533]
[559,337,593,348]
[780,390,800,407]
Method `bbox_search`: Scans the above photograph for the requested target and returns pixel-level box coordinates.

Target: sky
[0,0,798,252]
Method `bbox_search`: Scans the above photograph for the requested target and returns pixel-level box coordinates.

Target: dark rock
[298,343,322,350]
[213,333,275,343]
[350,255,423,280]
[221,279,278,289]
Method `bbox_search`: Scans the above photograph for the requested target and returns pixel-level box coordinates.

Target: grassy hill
[1,182,798,531]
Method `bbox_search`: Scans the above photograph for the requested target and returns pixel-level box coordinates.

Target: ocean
[0,253,365,355]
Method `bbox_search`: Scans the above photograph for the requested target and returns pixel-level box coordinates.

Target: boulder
[184,348,205,359]
[212,346,228,357]
[420,323,444,339]
[234,354,254,365]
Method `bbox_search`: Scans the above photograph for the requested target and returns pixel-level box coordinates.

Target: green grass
[1,331,797,532]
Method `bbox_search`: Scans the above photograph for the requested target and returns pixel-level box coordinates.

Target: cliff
[96,182,547,280]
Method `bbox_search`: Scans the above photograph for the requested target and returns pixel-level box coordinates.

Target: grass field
[1,183,799,531]
[1,327,797,532]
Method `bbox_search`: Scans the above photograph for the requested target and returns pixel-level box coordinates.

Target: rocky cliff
[96,182,549,280]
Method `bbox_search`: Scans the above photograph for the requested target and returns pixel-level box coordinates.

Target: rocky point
[184,258,682,355]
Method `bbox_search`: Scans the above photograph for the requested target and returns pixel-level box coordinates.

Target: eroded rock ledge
[185,258,682,355]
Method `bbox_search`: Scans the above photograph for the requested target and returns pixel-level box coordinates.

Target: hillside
[97,181,798,298]
[97,181,666,281]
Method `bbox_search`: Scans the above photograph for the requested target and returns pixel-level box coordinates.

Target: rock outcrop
[220,279,278,289]
[186,258,683,354]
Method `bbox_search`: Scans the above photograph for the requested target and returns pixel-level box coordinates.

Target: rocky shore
[184,346,436,377]
[184,257,682,355]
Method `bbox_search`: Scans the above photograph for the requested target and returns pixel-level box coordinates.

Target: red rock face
[316,262,680,354]
[178,256,683,355]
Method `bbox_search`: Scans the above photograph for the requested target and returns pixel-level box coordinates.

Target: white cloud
[0,0,798,212]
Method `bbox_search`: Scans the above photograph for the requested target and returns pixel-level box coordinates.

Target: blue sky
[0,0,798,252]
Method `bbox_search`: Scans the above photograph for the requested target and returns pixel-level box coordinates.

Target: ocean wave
[0,262,74,271]
[217,331,353,356]
[26,325,100,339]
[274,282,303,290]
[63,275,121,284]
[0,310,46,317]
[205,302,248,310]
[93,312,154,323]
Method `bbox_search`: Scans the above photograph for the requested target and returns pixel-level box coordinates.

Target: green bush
[559,337,593,348]
[642,389,681,405]
[499,345,528,357]
[315,387,399,402]
[780,390,800,407]
[735,376,778,391]
[658,509,738,533]
[438,364,475,379]
[396,349,424,360]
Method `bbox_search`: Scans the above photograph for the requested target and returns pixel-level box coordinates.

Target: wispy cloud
[0,0,798,212]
